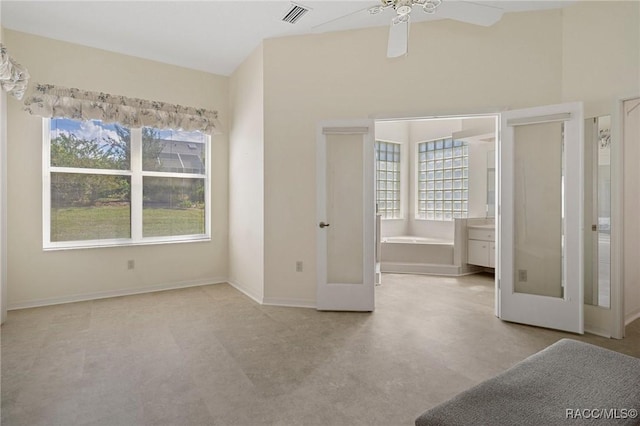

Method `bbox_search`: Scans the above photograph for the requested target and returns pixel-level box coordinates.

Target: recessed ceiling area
[1,1,575,76]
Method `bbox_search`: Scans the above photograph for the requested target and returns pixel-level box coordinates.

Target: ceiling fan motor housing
[395,0,414,14]
[396,5,412,15]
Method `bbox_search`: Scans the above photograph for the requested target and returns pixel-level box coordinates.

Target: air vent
[282,3,310,24]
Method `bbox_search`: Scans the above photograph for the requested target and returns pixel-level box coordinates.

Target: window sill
[43,235,211,251]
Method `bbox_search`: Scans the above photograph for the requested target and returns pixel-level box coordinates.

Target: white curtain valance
[0,43,30,100]
[23,83,222,135]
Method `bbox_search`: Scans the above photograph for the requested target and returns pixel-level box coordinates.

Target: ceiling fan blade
[437,1,504,27]
[311,5,375,33]
[387,18,409,58]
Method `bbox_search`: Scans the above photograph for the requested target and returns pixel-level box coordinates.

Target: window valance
[0,43,30,100]
[23,83,222,135]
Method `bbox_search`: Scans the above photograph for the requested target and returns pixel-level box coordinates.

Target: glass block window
[417,138,468,221]
[375,141,401,219]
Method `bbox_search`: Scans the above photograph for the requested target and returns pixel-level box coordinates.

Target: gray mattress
[415,339,640,426]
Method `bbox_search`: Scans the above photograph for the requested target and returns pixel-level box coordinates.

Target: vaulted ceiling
[1,1,574,76]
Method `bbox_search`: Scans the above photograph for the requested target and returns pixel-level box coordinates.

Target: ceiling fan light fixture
[366,0,445,58]
[423,0,442,14]
[393,13,410,24]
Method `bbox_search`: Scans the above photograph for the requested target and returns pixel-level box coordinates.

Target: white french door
[498,102,584,333]
[316,121,375,311]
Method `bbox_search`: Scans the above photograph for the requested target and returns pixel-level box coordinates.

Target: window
[44,118,210,248]
[417,138,468,221]
[375,141,401,219]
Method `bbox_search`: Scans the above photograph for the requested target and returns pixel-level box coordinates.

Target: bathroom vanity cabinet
[467,226,495,268]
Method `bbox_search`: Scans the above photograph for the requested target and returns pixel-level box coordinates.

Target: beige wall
[262,9,564,303]
[561,1,640,117]
[4,30,229,307]
[228,44,264,302]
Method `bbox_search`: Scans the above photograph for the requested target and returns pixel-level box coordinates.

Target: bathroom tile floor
[2,273,639,426]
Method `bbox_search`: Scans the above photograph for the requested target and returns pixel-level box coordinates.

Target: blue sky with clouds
[51,118,206,144]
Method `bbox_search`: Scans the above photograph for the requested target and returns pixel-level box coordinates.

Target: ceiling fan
[312,0,504,59]
[371,0,442,58]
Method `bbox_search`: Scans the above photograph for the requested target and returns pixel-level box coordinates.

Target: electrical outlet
[518,269,527,282]
[127,260,135,270]
[296,261,303,272]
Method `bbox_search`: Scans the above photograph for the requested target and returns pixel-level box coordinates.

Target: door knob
[319,222,330,229]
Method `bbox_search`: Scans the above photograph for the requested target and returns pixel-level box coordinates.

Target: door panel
[499,103,584,334]
[317,122,375,311]
[512,121,563,298]
[327,133,364,284]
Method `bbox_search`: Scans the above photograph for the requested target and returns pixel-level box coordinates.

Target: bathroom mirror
[584,115,611,308]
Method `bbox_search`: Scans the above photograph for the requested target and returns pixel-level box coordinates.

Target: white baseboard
[262,297,316,309]
[8,277,227,310]
[625,309,640,326]
[227,279,264,305]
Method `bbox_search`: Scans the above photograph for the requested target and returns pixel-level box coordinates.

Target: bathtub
[379,219,490,276]
[378,220,485,276]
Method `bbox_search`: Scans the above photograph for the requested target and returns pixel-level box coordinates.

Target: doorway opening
[374,115,498,285]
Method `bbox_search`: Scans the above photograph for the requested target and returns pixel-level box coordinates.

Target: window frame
[415,137,469,221]
[375,140,403,220]
[42,118,211,250]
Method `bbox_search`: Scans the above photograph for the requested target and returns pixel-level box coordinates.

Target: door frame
[584,95,639,339]
[611,94,640,338]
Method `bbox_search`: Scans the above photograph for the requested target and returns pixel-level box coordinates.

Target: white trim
[7,277,227,310]
[0,90,6,323]
[42,118,51,249]
[205,134,212,246]
[263,297,316,309]
[610,98,624,337]
[43,235,211,251]
[141,171,206,179]
[371,108,507,122]
[506,113,572,127]
[226,279,264,305]
[611,94,640,339]
[49,167,132,176]
[130,127,143,241]
[42,118,212,250]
